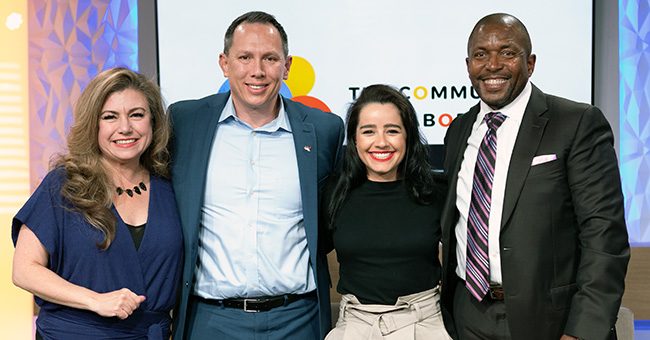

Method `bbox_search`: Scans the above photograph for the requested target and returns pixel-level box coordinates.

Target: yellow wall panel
[0,0,34,339]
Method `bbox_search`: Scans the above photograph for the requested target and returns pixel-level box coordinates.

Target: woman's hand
[13,225,146,320]
[90,288,146,319]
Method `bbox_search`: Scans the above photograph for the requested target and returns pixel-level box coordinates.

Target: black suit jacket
[441,85,630,340]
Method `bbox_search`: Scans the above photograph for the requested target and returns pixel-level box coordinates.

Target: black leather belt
[458,276,505,301]
[488,285,505,301]
[192,291,317,312]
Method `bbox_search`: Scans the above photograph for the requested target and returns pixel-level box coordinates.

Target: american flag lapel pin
[304,145,312,152]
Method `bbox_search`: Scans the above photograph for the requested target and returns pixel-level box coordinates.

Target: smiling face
[97,88,152,168]
[466,21,536,109]
[219,22,292,119]
[355,102,407,182]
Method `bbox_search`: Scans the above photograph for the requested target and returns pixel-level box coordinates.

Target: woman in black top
[323,84,450,339]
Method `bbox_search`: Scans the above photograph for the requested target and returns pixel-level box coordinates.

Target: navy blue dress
[11,168,183,339]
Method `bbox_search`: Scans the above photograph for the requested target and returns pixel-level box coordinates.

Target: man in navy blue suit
[168,11,344,339]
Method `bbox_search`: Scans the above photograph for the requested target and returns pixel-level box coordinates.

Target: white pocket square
[531,154,557,166]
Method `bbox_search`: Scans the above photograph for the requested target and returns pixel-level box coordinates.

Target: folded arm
[12,225,146,320]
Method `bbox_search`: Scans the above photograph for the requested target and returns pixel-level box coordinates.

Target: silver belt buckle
[243,299,260,312]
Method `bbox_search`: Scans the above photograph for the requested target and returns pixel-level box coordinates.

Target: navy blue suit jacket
[169,92,344,339]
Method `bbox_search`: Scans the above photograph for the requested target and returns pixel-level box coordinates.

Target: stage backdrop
[157,0,592,145]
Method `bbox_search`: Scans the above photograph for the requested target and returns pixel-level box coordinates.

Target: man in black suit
[441,13,630,340]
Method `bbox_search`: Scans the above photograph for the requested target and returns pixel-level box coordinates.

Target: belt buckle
[489,286,504,300]
[243,299,260,313]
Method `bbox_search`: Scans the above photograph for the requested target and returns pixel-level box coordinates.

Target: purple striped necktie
[466,111,506,301]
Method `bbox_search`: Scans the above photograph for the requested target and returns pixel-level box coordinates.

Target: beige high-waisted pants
[325,287,451,340]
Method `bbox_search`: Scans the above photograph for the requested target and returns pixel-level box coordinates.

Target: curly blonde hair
[53,67,170,250]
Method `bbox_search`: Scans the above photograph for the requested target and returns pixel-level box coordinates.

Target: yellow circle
[413,86,428,100]
[285,56,316,97]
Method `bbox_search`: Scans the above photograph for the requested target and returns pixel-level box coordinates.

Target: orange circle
[292,95,331,113]
[438,113,453,127]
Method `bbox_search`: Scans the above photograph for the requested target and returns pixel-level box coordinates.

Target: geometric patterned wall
[619,0,650,245]
[28,0,138,189]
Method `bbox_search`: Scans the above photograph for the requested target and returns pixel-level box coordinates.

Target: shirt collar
[218,94,292,133]
[479,81,532,123]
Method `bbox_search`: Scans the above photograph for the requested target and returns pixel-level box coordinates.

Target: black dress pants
[453,279,511,340]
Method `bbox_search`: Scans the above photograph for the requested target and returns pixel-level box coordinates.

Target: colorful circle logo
[218,55,331,112]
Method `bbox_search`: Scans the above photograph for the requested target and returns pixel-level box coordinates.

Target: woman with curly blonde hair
[11,67,183,339]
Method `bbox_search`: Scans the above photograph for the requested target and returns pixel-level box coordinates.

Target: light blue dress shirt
[194,97,317,299]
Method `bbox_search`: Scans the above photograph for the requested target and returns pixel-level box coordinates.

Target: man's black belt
[488,285,505,301]
[458,275,505,301]
[192,290,317,312]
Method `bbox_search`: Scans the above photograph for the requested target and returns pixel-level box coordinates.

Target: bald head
[468,13,532,57]
[465,12,536,109]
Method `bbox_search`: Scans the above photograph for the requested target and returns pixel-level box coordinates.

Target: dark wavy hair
[327,84,443,229]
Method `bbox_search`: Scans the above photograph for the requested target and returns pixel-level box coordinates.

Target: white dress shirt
[194,97,316,299]
[455,82,532,284]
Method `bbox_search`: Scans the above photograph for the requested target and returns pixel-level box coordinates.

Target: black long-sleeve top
[330,179,443,305]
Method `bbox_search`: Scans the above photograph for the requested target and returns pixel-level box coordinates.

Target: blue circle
[218,81,230,93]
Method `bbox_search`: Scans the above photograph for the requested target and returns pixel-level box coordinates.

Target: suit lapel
[501,85,549,229]
[451,106,480,182]
[442,105,479,271]
[284,98,318,265]
[442,105,479,229]
[196,96,227,170]
[184,94,228,245]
